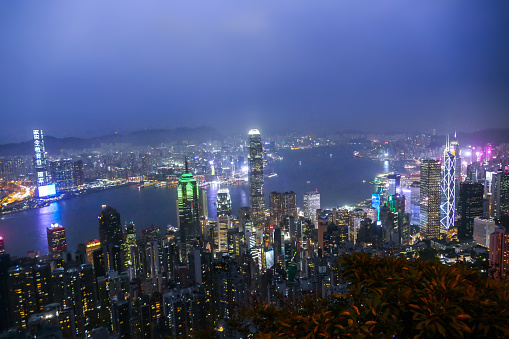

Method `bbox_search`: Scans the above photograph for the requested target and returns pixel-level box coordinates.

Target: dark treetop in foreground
[235,253,509,338]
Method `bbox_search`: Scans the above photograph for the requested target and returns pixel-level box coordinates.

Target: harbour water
[0,145,388,256]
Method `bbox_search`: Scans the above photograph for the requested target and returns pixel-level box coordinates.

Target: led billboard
[38,184,56,198]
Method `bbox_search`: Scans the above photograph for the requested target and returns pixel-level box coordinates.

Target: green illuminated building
[177,159,200,263]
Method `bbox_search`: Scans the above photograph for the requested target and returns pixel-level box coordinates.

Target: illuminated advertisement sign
[265,249,274,269]
[38,184,56,198]
[372,194,381,219]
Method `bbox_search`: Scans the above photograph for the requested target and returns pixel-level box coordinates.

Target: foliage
[234,253,509,338]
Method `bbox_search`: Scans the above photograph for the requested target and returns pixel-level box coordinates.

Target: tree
[234,253,509,338]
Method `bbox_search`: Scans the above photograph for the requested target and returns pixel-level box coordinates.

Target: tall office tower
[303,191,321,225]
[269,191,297,227]
[409,181,421,225]
[491,170,509,218]
[216,216,230,253]
[177,159,200,263]
[387,173,401,195]
[73,160,85,186]
[47,223,67,257]
[199,187,208,222]
[98,205,122,247]
[489,227,509,280]
[49,159,74,191]
[420,160,441,238]
[123,222,136,268]
[33,129,49,187]
[458,182,484,241]
[441,135,457,230]
[248,129,265,228]
[216,188,232,218]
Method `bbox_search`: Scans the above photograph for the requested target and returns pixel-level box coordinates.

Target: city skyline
[1,2,509,143]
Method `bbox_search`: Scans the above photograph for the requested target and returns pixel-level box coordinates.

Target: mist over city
[1,2,509,339]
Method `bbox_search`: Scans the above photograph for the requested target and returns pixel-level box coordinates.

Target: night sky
[1,1,508,143]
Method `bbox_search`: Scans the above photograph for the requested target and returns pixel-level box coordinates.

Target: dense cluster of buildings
[0,128,509,338]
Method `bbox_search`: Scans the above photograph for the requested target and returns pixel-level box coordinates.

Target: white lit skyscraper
[248,129,265,228]
[33,129,49,186]
[303,191,320,225]
[441,135,457,230]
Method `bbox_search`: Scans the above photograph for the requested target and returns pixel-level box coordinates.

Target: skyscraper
[177,159,200,262]
[216,188,232,218]
[304,191,321,225]
[123,222,136,268]
[49,159,74,191]
[32,129,49,187]
[248,129,265,228]
[458,183,484,241]
[387,173,401,195]
[73,160,85,186]
[441,135,457,230]
[269,191,297,227]
[420,160,441,238]
[98,205,122,247]
[492,170,509,219]
[489,227,509,280]
[216,188,232,254]
[47,223,67,257]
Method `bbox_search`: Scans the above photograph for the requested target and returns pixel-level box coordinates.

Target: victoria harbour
[0,145,386,257]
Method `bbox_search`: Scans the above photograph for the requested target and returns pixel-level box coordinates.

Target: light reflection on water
[0,145,385,257]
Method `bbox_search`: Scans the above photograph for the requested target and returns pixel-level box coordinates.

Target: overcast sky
[0,1,508,143]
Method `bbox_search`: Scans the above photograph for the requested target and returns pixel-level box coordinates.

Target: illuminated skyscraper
[492,170,509,219]
[32,129,49,187]
[441,135,458,230]
[177,159,200,262]
[304,191,321,225]
[387,173,401,195]
[123,222,136,268]
[248,129,265,228]
[47,223,67,257]
[49,159,74,191]
[269,191,297,227]
[98,205,122,247]
[73,160,85,186]
[216,188,232,218]
[216,189,232,254]
[85,239,101,265]
[420,160,441,238]
[489,227,509,280]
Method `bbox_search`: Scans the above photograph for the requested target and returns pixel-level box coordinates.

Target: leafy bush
[236,253,509,338]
